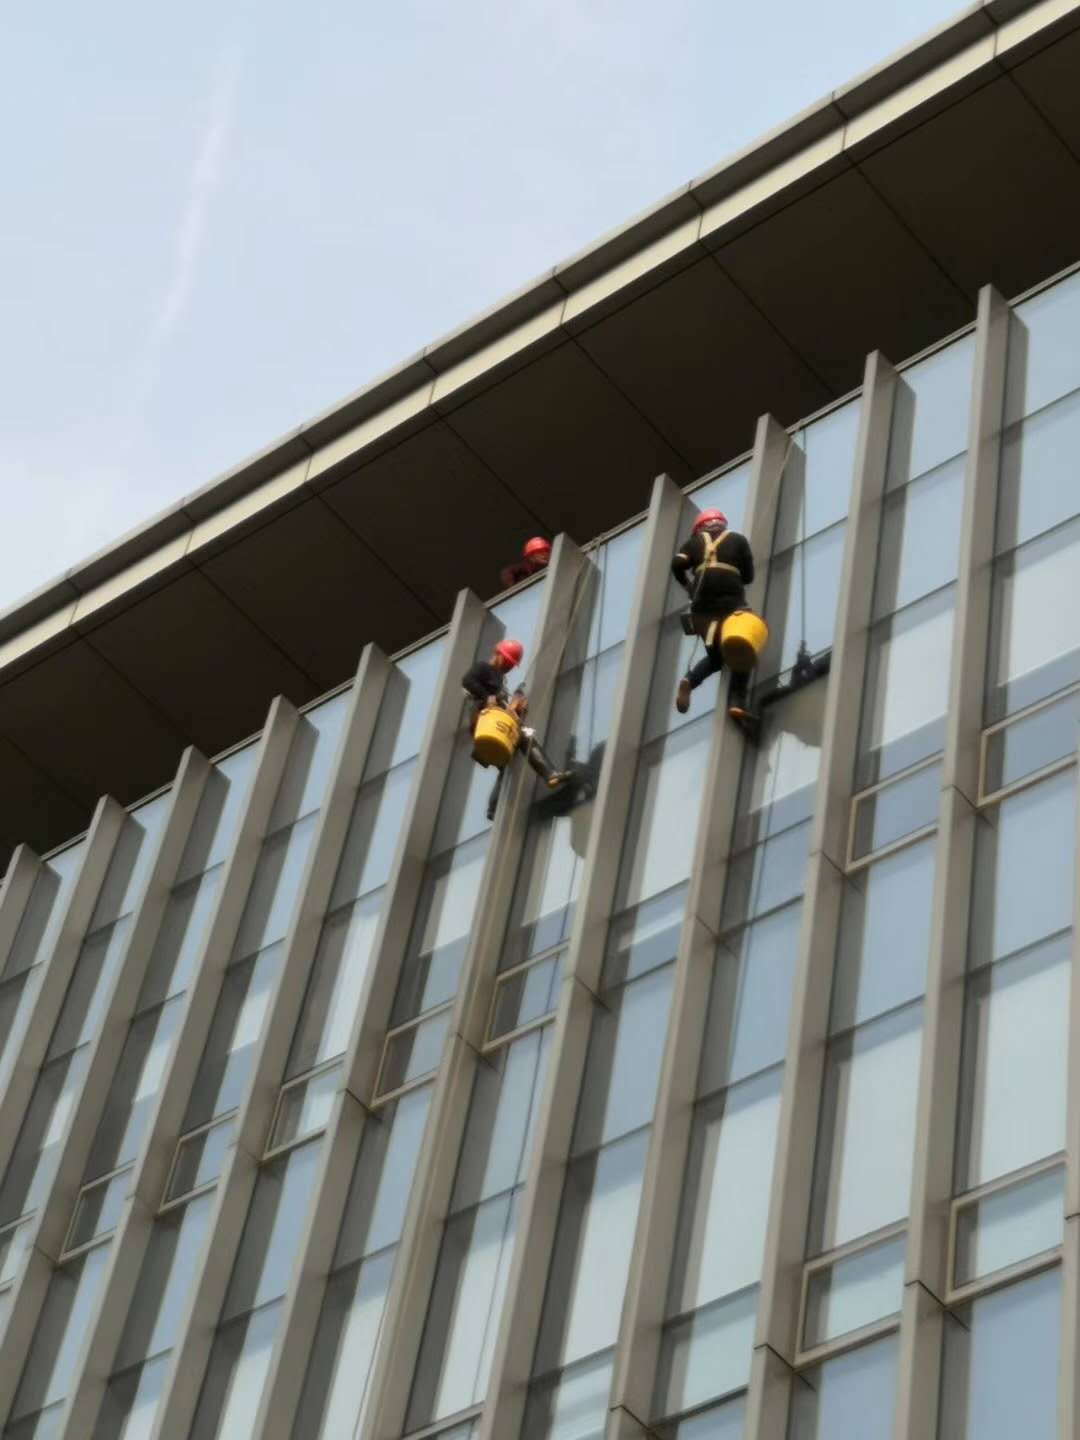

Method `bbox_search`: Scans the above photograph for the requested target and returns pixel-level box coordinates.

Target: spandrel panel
[534,1130,649,1371]
[700,905,800,1092]
[760,523,845,680]
[955,1165,1064,1287]
[406,1190,519,1424]
[857,585,954,787]
[655,1287,756,1421]
[987,516,1080,719]
[938,1267,1060,1440]
[886,335,974,488]
[452,1027,551,1210]
[774,399,859,551]
[830,837,935,1033]
[958,933,1070,1189]
[983,688,1080,795]
[522,1349,613,1440]
[670,1066,783,1313]
[810,1003,923,1250]
[1007,270,1080,421]
[872,456,964,619]
[968,769,1075,967]
[787,1334,898,1440]
[733,683,825,849]
[571,965,674,1155]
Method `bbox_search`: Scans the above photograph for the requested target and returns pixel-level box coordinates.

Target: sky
[1,0,968,612]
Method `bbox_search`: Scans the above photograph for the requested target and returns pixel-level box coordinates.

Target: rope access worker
[671,508,757,723]
[462,638,572,819]
[500,536,551,591]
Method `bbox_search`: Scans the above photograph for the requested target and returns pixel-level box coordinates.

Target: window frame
[978,682,1080,806]
[846,753,942,872]
[795,1220,907,1368]
[945,1152,1065,1306]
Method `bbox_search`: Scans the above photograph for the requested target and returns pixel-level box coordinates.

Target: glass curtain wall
[187,641,448,1440]
[521,468,747,1440]
[856,337,973,789]
[0,794,172,1437]
[652,681,825,1433]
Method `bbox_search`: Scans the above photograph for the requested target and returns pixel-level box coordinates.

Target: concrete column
[892,286,1009,1440]
[477,472,686,1440]
[0,793,127,1184]
[1059,756,1080,1438]
[360,536,591,1440]
[153,647,392,1440]
[251,588,486,1440]
[57,696,300,1440]
[0,746,210,1423]
[744,351,898,1439]
[0,846,42,971]
[606,414,789,1438]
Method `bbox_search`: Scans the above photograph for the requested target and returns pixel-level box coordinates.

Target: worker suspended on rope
[463,639,573,819]
[671,509,761,725]
[500,536,552,590]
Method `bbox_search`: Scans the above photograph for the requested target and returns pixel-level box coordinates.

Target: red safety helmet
[523,536,552,562]
[494,639,524,669]
[692,508,728,534]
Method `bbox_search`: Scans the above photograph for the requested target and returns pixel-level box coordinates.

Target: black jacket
[462,660,509,706]
[671,526,754,610]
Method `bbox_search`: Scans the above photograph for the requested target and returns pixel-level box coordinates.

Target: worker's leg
[521,729,572,789]
[486,766,505,822]
[728,667,752,718]
[675,644,724,714]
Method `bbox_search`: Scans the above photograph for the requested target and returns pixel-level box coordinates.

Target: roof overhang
[5,0,1080,864]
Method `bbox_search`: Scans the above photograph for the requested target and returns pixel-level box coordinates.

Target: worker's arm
[670,534,698,589]
[461,662,494,704]
[733,532,755,585]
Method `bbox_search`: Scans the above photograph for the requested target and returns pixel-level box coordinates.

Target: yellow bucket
[472,708,521,768]
[720,610,769,674]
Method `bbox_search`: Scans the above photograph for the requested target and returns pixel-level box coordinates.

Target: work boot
[546,770,573,790]
[675,678,692,715]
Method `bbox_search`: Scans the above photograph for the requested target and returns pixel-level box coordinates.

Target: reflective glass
[3,840,84,983]
[886,335,974,488]
[692,462,752,533]
[534,1131,649,1370]
[270,1065,340,1150]
[655,1288,756,1420]
[176,746,256,883]
[830,837,935,1033]
[222,1142,321,1319]
[452,1028,550,1210]
[268,693,349,833]
[669,1068,783,1315]
[873,456,963,619]
[1007,268,1080,420]
[983,687,1080,796]
[91,799,169,931]
[364,637,447,777]
[774,400,859,550]
[182,944,282,1127]
[86,997,185,1179]
[954,1165,1064,1288]
[857,585,954,787]
[761,523,845,679]
[232,814,318,961]
[938,1267,1060,1439]
[655,1394,746,1440]
[803,1234,905,1349]
[48,917,131,1058]
[0,1047,88,1224]
[394,833,487,1019]
[114,1192,214,1370]
[9,1243,111,1421]
[733,684,825,849]
[721,821,812,930]
[0,1217,34,1287]
[957,932,1069,1190]
[328,760,415,909]
[191,1299,280,1440]
[571,965,674,1154]
[604,883,686,988]
[93,1352,169,1440]
[333,1086,432,1269]
[137,867,222,1009]
[810,1003,923,1250]
[166,1117,235,1202]
[700,906,799,1092]
[286,891,384,1075]
[850,761,940,861]
[379,1007,451,1096]
[67,1169,130,1251]
[787,1334,898,1440]
[996,387,1080,554]
[522,1349,613,1440]
[590,525,644,655]
[644,615,722,741]
[488,950,563,1042]
[968,769,1075,967]
[987,515,1080,719]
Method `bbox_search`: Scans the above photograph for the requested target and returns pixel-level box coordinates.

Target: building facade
[2,5,1080,1438]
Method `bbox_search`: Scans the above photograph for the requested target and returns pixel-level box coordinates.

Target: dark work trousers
[487,727,562,820]
[685,596,749,705]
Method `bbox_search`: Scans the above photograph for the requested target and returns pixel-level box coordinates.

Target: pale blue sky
[1,0,966,611]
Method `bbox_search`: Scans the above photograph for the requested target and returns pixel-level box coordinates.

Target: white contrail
[157,46,241,339]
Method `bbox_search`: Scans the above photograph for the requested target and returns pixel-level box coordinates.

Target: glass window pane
[183,944,282,1127]
[177,747,256,883]
[670,1067,783,1314]
[286,893,383,1076]
[269,695,349,833]
[452,1028,551,1210]
[91,802,169,931]
[1008,269,1080,419]
[233,815,318,961]
[329,760,415,908]
[938,1267,1060,1440]
[191,1299,281,1440]
[803,1234,905,1349]
[10,1243,111,1419]
[761,523,846,680]
[137,867,222,1009]
[887,336,974,486]
[271,1066,340,1151]
[395,834,487,1019]
[93,1352,169,1440]
[830,837,935,1033]
[166,1117,235,1202]
[0,1048,88,1224]
[788,1334,898,1440]
[87,997,185,1179]
[115,1191,215,1369]
[655,1288,756,1420]
[615,719,712,909]
[4,840,84,983]
[692,463,751,534]
[67,1169,130,1251]
[857,585,954,787]
[775,400,859,550]
[969,770,1075,967]
[958,933,1070,1189]
[379,1008,451,1097]
[810,1004,923,1250]
[592,526,645,654]
[334,1086,432,1268]
[733,685,826,849]
[365,638,447,777]
[223,1142,321,1318]
[721,821,812,931]
[873,457,963,619]
[522,1350,613,1440]
[955,1165,1064,1288]
[997,388,1080,554]
[489,951,563,1043]
[983,688,1080,796]
[571,967,674,1155]
[851,762,940,862]
[656,1393,746,1440]
[700,906,800,1093]
[535,1131,649,1370]
[604,884,686,988]
[987,516,1080,719]
[49,917,132,1057]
